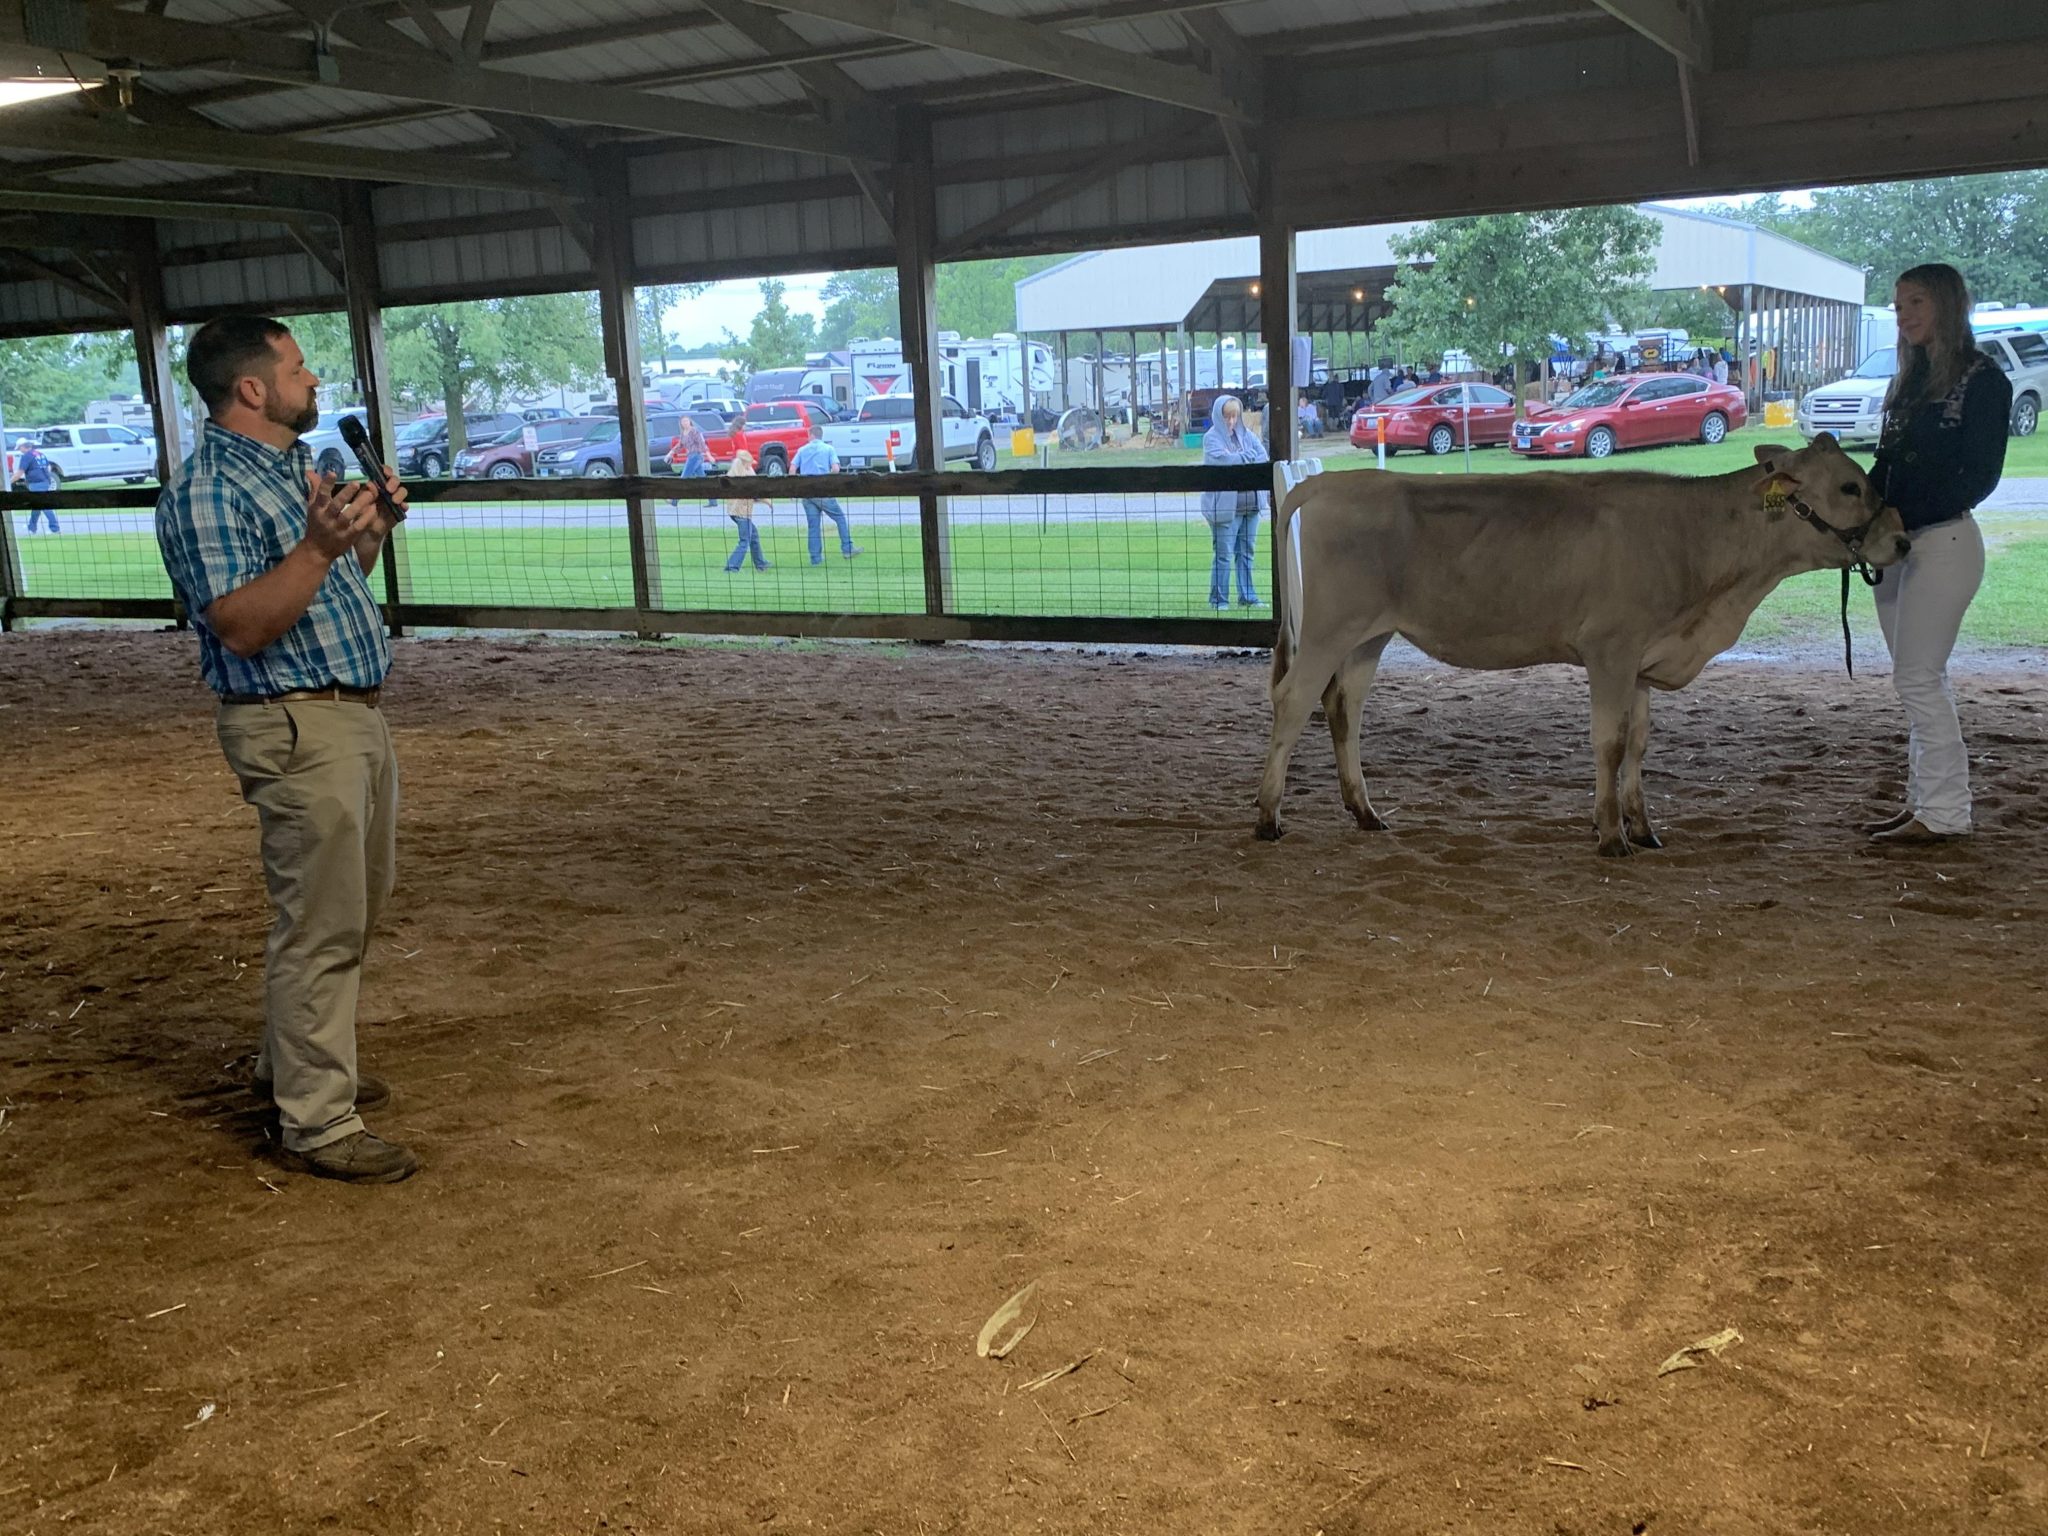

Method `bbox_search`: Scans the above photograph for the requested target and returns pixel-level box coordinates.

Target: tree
[721,279,818,380]
[1378,207,1660,379]
[1697,174,2048,305]
[0,334,123,429]
[384,294,604,453]
[935,255,1063,338]
[638,282,712,366]
[816,269,898,350]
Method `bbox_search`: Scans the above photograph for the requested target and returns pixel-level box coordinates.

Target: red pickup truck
[730,399,840,474]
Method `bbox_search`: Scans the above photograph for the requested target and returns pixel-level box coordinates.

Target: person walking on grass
[19,437,58,532]
[666,413,710,507]
[791,423,861,564]
[152,314,416,1184]
[1199,394,1267,610]
[724,446,772,572]
[1861,261,2012,846]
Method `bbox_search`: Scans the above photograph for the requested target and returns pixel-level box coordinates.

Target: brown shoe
[1858,808,1915,837]
[252,1071,392,1113]
[285,1130,420,1184]
[1870,817,1970,846]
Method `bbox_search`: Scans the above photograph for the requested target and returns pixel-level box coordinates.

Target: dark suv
[393,412,526,477]
[535,412,693,478]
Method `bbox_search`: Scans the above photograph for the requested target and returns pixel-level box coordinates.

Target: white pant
[1872,516,1984,834]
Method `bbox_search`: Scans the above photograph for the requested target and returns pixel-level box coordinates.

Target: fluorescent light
[0,79,86,109]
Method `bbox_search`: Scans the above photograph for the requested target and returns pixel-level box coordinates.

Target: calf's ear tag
[1761,476,1792,513]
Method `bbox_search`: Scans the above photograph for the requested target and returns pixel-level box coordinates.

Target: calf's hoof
[1347,804,1389,833]
[1628,827,1664,851]
[1254,816,1284,842]
[1596,834,1635,859]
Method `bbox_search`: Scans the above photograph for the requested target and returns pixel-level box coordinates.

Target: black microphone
[337,415,406,523]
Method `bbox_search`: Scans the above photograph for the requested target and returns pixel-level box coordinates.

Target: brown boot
[1858,808,1915,837]
[286,1130,421,1184]
[1870,817,1970,846]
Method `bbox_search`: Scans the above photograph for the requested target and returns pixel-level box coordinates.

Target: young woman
[1864,263,2013,844]
[1199,394,1268,610]
[723,447,773,572]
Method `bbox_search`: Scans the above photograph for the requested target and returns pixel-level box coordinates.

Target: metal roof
[1015,207,1869,333]
[0,0,2038,332]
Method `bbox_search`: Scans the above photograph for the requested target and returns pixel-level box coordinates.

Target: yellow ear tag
[1761,476,1792,513]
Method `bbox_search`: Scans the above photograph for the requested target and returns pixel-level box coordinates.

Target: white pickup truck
[821,393,998,471]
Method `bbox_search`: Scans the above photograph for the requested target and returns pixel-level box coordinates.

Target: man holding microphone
[155,315,418,1184]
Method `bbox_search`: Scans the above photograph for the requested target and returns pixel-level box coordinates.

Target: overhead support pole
[121,222,185,484]
[588,150,662,620]
[0,186,342,227]
[751,0,1255,121]
[1587,0,1705,67]
[1259,211,1297,467]
[5,251,122,312]
[946,121,1188,253]
[4,0,884,163]
[1172,11,1263,202]
[0,109,561,195]
[695,0,897,228]
[892,107,951,618]
[336,182,408,627]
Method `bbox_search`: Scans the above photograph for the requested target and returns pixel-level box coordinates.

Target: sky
[659,272,835,352]
[655,192,1828,353]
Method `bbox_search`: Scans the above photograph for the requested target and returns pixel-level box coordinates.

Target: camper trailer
[847,334,1060,419]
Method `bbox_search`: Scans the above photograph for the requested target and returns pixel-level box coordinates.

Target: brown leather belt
[219,685,382,708]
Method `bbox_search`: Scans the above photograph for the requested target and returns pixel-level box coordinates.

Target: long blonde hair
[1885,262,1981,413]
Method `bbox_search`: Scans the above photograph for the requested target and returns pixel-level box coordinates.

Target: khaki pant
[217,699,398,1152]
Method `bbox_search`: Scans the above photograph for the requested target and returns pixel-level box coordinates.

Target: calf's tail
[1270,478,1312,692]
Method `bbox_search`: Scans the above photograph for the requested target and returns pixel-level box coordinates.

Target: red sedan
[1512,373,1747,459]
[1349,383,1519,455]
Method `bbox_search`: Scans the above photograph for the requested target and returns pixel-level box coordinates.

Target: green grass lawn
[16,426,2048,647]
[1000,422,2048,478]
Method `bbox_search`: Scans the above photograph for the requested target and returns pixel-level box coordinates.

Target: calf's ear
[1752,443,1797,469]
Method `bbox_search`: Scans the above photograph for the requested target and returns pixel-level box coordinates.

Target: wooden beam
[338,181,407,623]
[1588,0,1705,68]
[753,0,1252,120]
[2,251,122,311]
[893,108,951,616]
[460,0,496,61]
[0,186,339,226]
[122,221,185,482]
[588,149,662,616]
[3,1,883,163]
[0,108,553,192]
[1173,12,1260,200]
[695,0,896,227]
[945,122,1186,253]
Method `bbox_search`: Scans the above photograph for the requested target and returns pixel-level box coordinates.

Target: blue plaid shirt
[155,420,390,698]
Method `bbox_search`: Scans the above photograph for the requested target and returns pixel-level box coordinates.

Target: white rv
[847,333,1060,418]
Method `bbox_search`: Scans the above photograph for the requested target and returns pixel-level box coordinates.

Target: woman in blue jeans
[1200,395,1268,608]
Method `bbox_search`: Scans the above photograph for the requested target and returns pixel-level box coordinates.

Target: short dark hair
[187,315,291,412]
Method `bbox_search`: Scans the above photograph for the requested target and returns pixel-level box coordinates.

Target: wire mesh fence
[2,466,1277,635]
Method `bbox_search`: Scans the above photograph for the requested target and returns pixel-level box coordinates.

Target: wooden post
[123,221,185,485]
[894,108,949,616]
[0,489,22,631]
[339,183,409,629]
[1260,216,1297,466]
[590,149,661,620]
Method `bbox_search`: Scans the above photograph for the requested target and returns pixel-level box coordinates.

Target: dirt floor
[2,628,2044,1536]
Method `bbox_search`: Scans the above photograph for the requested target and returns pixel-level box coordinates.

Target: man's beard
[266,393,319,436]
